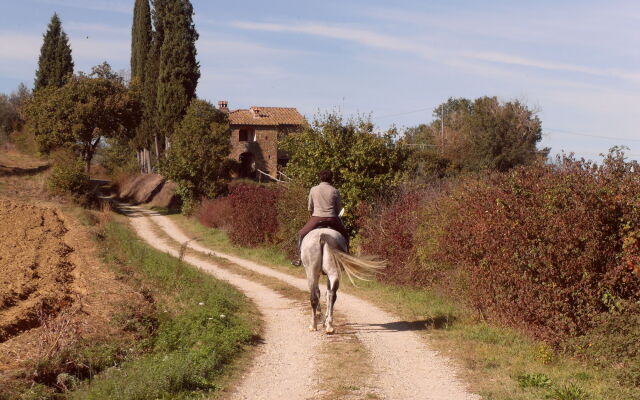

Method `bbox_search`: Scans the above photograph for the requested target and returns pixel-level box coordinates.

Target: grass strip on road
[72,218,258,400]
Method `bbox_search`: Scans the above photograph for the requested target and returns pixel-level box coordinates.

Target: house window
[239,129,255,142]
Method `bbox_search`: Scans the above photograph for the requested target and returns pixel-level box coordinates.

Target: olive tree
[25,63,140,173]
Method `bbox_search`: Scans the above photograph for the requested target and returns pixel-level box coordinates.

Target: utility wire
[543,128,640,142]
[373,105,437,120]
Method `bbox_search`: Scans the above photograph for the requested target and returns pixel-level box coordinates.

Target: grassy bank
[72,217,257,399]
[168,213,637,400]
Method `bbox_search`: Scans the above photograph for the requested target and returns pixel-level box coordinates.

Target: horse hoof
[325,326,335,334]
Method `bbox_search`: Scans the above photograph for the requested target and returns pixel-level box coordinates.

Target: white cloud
[197,35,313,58]
[463,51,640,85]
[38,0,131,14]
[231,21,440,60]
[233,20,640,86]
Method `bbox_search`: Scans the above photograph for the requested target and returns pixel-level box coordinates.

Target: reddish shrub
[357,187,434,285]
[197,197,232,228]
[275,181,309,258]
[224,183,281,247]
[436,150,640,344]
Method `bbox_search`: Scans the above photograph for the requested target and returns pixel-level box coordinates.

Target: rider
[292,169,349,266]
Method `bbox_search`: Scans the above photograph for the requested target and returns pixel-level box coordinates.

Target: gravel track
[125,205,480,400]
[123,206,321,400]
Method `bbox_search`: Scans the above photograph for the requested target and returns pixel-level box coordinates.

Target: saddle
[314,221,339,232]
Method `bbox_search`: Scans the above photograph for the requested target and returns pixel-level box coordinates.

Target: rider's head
[319,169,333,184]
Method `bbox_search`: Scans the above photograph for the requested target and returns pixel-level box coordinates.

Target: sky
[1,0,639,161]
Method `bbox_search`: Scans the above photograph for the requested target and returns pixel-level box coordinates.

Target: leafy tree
[34,13,74,91]
[161,99,230,213]
[0,84,30,136]
[25,63,141,173]
[155,0,200,149]
[280,113,409,229]
[407,97,547,175]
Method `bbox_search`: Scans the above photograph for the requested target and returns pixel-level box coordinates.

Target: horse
[300,228,385,334]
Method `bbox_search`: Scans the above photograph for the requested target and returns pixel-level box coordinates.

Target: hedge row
[360,150,640,346]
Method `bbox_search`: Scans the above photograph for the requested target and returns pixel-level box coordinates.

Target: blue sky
[1,0,639,160]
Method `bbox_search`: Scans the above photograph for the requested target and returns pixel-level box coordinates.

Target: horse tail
[320,233,386,287]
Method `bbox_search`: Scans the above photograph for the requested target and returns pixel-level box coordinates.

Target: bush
[197,196,233,229]
[206,183,281,247]
[275,181,309,258]
[280,112,409,230]
[47,148,92,204]
[570,301,640,389]
[433,149,640,344]
[357,187,433,285]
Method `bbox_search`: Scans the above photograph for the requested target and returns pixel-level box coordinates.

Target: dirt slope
[124,204,480,400]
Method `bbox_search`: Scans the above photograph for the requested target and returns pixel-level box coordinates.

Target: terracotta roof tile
[229,107,306,126]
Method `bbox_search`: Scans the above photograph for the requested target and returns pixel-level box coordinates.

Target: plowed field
[0,200,75,342]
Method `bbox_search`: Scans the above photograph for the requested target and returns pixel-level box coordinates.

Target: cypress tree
[155,0,200,149]
[131,0,152,84]
[137,24,162,167]
[34,13,74,91]
[131,0,153,172]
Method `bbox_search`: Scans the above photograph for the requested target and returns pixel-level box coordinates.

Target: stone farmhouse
[219,101,306,180]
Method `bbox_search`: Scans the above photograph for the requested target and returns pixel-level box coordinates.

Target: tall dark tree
[131,0,152,84]
[131,0,153,172]
[141,29,161,157]
[34,13,74,91]
[155,0,200,149]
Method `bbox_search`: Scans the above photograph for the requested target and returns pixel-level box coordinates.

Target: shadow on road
[339,316,456,333]
[0,163,50,177]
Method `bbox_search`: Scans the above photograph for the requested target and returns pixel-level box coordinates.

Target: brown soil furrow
[0,200,75,342]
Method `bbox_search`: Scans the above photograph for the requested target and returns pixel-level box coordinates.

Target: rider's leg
[292,217,320,266]
[335,218,350,252]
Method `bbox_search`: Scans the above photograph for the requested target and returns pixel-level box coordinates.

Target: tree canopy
[25,63,140,172]
[34,13,74,91]
[281,113,409,227]
[406,96,547,177]
[161,99,230,213]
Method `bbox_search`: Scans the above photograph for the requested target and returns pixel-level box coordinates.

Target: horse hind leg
[309,281,320,332]
[324,275,339,334]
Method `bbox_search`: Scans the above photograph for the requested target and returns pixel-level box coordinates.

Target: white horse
[301,228,385,334]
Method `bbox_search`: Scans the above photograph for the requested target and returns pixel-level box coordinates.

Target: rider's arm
[335,190,343,216]
[308,190,314,213]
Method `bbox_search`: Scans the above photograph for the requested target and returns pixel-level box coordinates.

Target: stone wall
[229,125,278,177]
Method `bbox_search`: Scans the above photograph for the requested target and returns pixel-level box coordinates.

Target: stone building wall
[229,125,278,177]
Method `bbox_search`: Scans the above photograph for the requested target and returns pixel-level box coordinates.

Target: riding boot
[291,235,302,266]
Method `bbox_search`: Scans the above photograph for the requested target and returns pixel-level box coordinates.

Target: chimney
[218,100,229,113]
[252,107,261,117]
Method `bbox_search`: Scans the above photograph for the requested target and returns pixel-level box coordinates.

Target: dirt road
[122,204,479,400]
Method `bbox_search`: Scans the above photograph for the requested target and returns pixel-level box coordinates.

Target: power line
[545,128,640,142]
[373,105,436,120]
